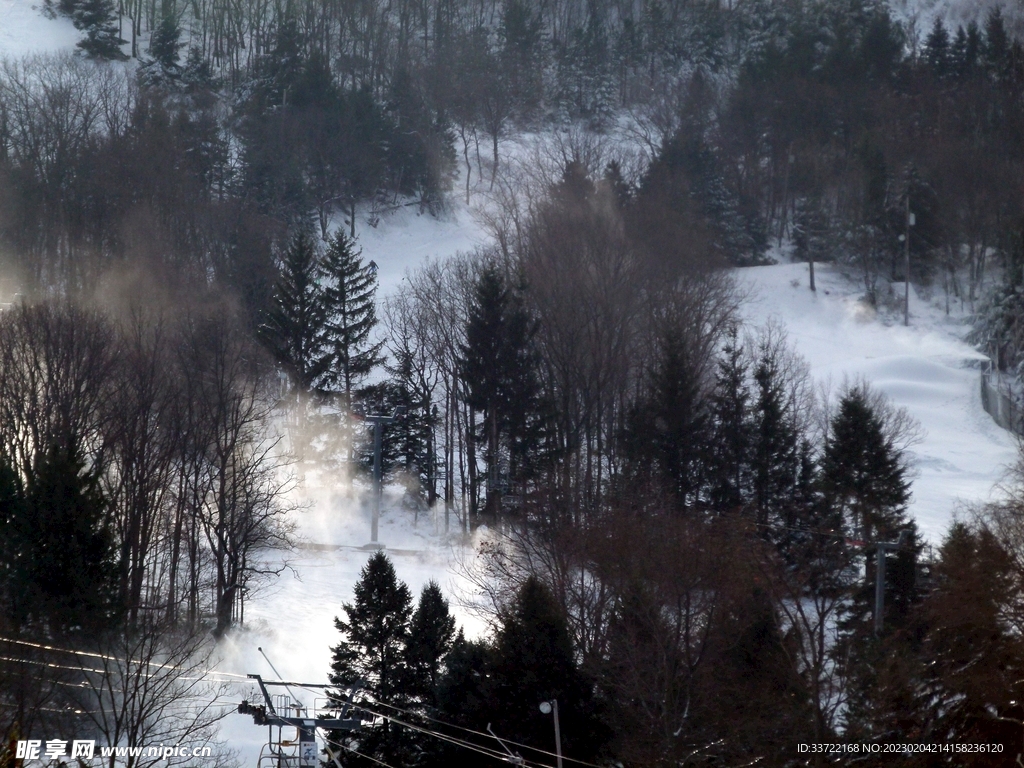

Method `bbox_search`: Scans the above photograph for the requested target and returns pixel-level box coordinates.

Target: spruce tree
[820,384,910,542]
[751,343,799,527]
[320,230,384,409]
[148,12,183,69]
[924,17,951,79]
[385,349,436,504]
[488,577,607,764]
[73,0,127,60]
[626,323,708,508]
[707,328,752,512]
[460,266,545,518]
[328,552,413,766]
[10,442,120,638]
[0,454,27,629]
[260,231,330,394]
[405,581,456,705]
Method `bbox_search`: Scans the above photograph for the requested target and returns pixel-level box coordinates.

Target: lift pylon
[238,675,361,768]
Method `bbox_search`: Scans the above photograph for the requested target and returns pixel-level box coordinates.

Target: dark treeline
[0,292,288,761]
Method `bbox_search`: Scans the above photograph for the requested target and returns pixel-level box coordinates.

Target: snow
[0,1,79,58]
[213,175,501,763]
[0,3,1017,758]
[736,260,1017,544]
[215,478,491,765]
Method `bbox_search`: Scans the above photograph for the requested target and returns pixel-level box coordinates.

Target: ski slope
[0,6,1018,763]
[0,0,79,58]
[216,204,1019,765]
[736,260,1017,544]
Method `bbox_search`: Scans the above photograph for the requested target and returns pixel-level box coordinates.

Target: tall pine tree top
[821,384,911,541]
[260,230,331,394]
[330,551,412,702]
[321,230,385,405]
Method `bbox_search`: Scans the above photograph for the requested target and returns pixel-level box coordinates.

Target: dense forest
[3,0,1024,765]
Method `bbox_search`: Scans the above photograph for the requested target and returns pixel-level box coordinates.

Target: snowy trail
[0,1,78,57]
[736,261,1017,543]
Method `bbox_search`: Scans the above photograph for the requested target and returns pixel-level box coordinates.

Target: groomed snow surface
[0,1,79,58]
[736,261,1016,544]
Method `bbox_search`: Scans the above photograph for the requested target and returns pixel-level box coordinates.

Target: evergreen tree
[434,578,607,766]
[751,341,799,527]
[625,321,709,508]
[826,385,919,742]
[488,577,607,764]
[820,384,910,542]
[0,454,27,629]
[405,581,456,705]
[73,0,127,60]
[708,328,752,511]
[320,231,385,409]
[328,552,413,766]
[259,231,330,394]
[5,442,120,638]
[149,13,182,67]
[384,348,436,503]
[983,8,1010,80]
[924,17,951,79]
[459,266,545,518]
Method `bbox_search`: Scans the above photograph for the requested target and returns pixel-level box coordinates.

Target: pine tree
[487,577,607,763]
[73,0,127,60]
[625,322,708,508]
[384,348,436,504]
[983,8,1010,81]
[459,266,545,518]
[320,230,385,409]
[924,17,951,79]
[820,384,910,542]
[751,342,799,527]
[9,442,120,638]
[708,327,752,512]
[259,231,331,394]
[149,12,183,69]
[405,581,456,706]
[328,552,413,766]
[0,454,27,629]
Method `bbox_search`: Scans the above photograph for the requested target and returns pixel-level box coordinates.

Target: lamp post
[539,700,562,768]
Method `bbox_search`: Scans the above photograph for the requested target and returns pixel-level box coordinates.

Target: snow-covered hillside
[0,1,79,57]
[736,261,1016,544]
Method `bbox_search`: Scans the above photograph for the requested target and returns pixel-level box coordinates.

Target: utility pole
[362,408,405,545]
[539,700,563,768]
[778,148,795,248]
[874,530,911,636]
[903,197,915,327]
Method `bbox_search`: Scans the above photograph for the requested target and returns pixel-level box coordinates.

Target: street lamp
[539,700,562,768]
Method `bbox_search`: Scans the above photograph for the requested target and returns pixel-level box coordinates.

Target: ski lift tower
[238,675,361,768]
[356,406,405,547]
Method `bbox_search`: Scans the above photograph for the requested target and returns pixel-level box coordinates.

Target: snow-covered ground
[0,1,78,58]
[0,6,1018,762]
[736,261,1017,544]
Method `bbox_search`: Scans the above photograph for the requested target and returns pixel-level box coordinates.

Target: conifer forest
[2,0,1024,766]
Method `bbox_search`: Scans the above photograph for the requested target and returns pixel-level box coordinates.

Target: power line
[322,735,400,768]
[346,701,548,767]
[0,634,251,680]
[367,698,605,768]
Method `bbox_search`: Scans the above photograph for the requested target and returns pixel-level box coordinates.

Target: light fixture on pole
[539,700,563,768]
